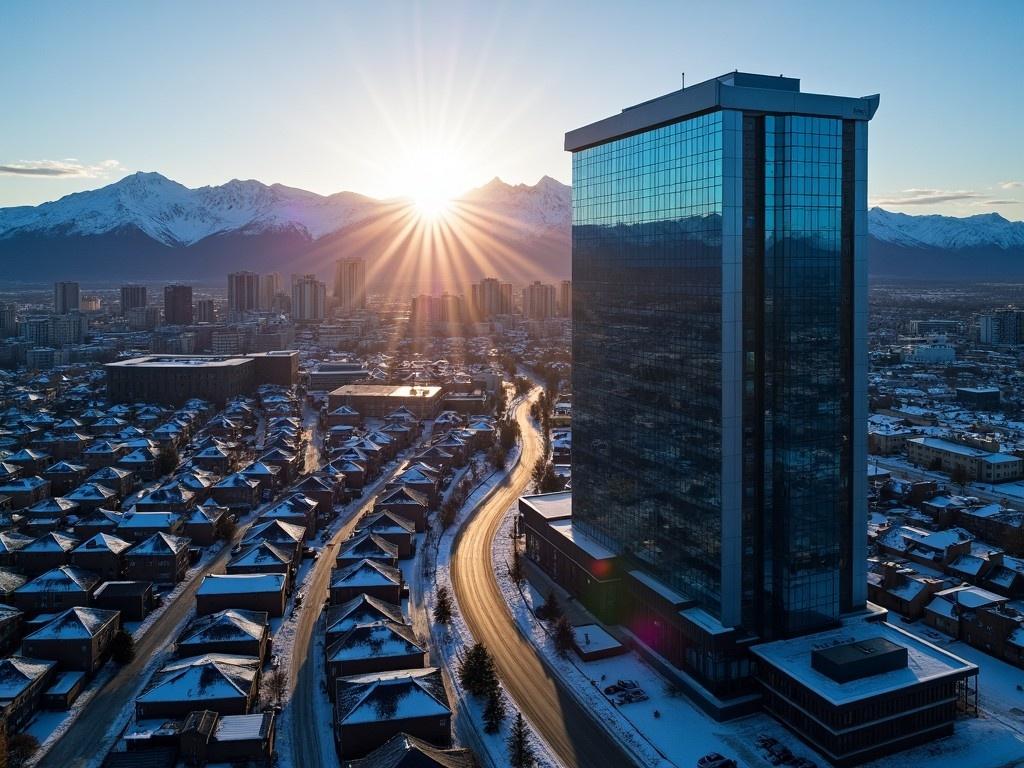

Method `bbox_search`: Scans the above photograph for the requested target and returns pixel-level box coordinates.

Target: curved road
[450,391,638,768]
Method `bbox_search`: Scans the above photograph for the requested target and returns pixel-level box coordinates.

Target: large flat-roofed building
[327,384,443,419]
[105,352,298,405]
[751,618,977,766]
[906,436,1023,483]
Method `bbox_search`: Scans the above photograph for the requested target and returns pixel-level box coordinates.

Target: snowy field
[493,503,1024,768]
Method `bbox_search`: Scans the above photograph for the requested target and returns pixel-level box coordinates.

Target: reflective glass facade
[573,107,859,641]
[573,112,726,615]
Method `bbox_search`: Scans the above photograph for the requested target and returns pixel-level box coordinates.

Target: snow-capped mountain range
[867,207,1024,250]
[0,171,569,247]
[0,171,1021,283]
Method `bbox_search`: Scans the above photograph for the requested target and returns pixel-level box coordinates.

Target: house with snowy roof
[86,465,136,497]
[22,606,120,673]
[865,560,947,620]
[211,472,261,510]
[335,533,399,569]
[343,732,475,768]
[241,519,305,563]
[356,511,416,558]
[326,622,425,685]
[116,510,183,542]
[227,541,293,584]
[330,560,403,605]
[326,594,406,648]
[70,533,132,579]
[17,531,80,576]
[179,709,276,766]
[136,653,262,719]
[177,609,270,661]
[374,486,430,531]
[0,475,50,510]
[334,667,451,759]
[41,460,88,495]
[125,533,191,584]
[196,573,288,617]
[11,566,101,615]
[0,656,57,731]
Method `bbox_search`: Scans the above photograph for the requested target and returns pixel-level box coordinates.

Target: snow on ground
[419,445,563,768]
[492,504,1024,768]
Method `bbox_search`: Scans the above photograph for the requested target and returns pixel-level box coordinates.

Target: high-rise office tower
[558,280,572,318]
[523,281,557,320]
[291,274,327,322]
[470,277,513,320]
[195,298,216,324]
[120,285,147,316]
[0,304,17,338]
[334,258,367,312]
[163,284,193,325]
[227,271,260,315]
[565,73,877,685]
[260,273,281,311]
[53,281,80,314]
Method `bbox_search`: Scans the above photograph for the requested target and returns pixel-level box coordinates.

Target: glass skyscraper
[566,73,878,676]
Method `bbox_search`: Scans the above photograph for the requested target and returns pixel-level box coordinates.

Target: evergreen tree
[553,615,575,657]
[536,590,561,623]
[510,546,524,586]
[459,642,498,697]
[483,687,507,733]
[506,712,536,768]
[110,629,135,664]
[433,586,453,625]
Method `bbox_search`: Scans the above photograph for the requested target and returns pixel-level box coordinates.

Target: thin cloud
[871,189,984,206]
[0,159,125,179]
[1000,181,1024,190]
[984,199,1024,205]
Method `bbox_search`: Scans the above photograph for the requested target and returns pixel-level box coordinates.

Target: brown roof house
[22,606,120,674]
[227,542,292,585]
[211,473,261,511]
[196,573,288,618]
[94,581,154,622]
[125,533,191,584]
[135,654,262,719]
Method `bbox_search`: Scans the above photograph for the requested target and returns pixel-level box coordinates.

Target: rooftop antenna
[681,72,685,89]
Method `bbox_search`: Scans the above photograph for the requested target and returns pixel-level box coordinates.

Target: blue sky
[1,0,1022,218]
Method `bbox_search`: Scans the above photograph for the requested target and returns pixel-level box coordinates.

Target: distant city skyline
[1,0,1022,219]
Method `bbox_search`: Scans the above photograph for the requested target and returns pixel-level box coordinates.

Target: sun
[402,145,468,221]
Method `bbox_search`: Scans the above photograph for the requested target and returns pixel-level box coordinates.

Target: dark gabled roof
[331,559,402,589]
[126,532,190,557]
[327,594,405,635]
[337,533,399,561]
[358,511,416,536]
[26,606,119,641]
[179,609,268,647]
[344,732,477,768]
[335,668,448,726]
[378,485,429,508]
[326,621,424,663]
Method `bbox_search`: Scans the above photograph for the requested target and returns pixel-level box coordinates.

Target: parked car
[756,735,778,750]
[271,654,280,669]
[616,679,639,690]
[697,754,737,768]
[603,684,622,695]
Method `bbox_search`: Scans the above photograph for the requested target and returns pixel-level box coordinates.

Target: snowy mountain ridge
[867,207,1024,250]
[0,171,1020,252]
[0,171,569,247]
